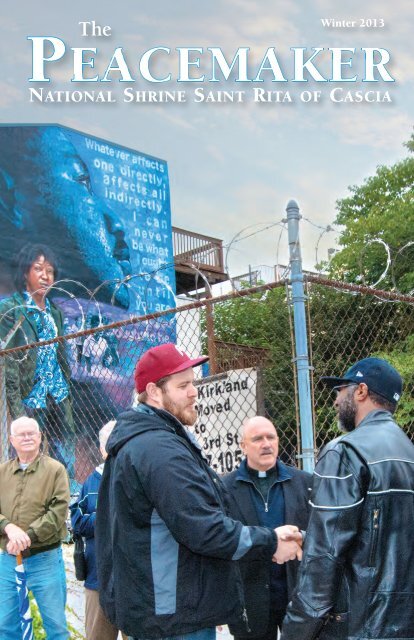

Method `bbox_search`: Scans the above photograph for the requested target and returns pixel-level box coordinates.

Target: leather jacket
[281,410,414,640]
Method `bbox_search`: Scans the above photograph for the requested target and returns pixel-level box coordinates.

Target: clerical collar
[246,463,277,478]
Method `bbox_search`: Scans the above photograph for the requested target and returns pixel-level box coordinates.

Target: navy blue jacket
[223,459,312,638]
[95,404,278,639]
[70,466,103,590]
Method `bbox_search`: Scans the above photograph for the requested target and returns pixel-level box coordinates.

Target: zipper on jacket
[264,485,273,513]
[369,507,380,567]
[245,479,275,513]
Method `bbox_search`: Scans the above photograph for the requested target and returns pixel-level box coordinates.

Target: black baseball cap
[320,357,403,405]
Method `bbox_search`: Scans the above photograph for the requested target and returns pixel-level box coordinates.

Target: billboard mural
[0,125,176,487]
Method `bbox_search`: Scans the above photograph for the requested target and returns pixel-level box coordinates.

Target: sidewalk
[64,544,233,640]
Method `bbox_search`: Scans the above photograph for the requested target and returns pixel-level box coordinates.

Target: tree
[329,134,414,293]
[202,284,301,462]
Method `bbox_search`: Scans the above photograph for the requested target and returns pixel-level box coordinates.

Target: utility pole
[286,199,315,472]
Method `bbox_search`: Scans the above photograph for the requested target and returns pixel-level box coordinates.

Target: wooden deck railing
[173,227,225,274]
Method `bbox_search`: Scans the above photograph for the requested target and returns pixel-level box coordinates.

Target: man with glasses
[0,416,70,639]
[281,357,414,640]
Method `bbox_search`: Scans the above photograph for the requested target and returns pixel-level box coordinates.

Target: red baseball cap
[135,343,209,393]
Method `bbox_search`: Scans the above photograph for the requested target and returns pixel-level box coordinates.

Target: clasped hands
[272,525,303,564]
[4,523,31,556]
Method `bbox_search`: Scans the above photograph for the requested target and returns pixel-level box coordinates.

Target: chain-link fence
[307,276,414,451]
[1,277,413,491]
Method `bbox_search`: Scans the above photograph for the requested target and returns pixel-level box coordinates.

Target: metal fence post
[0,360,8,462]
[286,199,315,472]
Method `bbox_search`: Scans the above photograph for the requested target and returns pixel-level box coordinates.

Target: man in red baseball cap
[96,343,302,640]
[133,343,209,425]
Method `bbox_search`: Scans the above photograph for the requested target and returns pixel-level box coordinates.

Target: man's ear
[355,383,369,402]
[146,382,162,404]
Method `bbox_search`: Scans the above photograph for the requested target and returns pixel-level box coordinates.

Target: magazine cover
[0,1,413,636]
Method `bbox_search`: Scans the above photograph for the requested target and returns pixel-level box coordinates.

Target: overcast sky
[1,0,412,281]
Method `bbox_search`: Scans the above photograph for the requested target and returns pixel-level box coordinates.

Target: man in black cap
[95,344,303,640]
[281,357,414,640]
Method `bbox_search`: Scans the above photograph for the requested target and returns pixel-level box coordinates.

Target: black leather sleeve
[281,442,368,640]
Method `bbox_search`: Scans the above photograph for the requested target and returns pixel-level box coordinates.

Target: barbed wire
[1,230,413,360]
[1,274,413,361]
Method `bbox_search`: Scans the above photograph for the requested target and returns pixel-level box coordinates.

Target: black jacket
[95,403,278,639]
[281,410,414,640]
[222,460,312,637]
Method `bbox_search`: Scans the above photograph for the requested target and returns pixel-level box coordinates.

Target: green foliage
[328,134,414,292]
[313,132,414,443]
[204,285,299,458]
[203,136,414,455]
[206,281,414,455]
[375,334,414,429]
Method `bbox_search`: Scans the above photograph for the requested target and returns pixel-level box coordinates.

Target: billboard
[0,125,176,486]
[0,125,176,314]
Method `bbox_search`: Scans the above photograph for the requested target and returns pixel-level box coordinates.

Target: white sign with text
[195,368,257,475]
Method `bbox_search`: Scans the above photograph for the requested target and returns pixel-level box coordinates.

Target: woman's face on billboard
[1,127,132,309]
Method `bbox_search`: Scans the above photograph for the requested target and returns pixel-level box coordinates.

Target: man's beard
[337,390,357,433]
[162,392,197,426]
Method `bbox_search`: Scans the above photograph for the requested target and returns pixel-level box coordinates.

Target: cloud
[327,108,412,150]
[159,110,197,131]
[0,82,22,107]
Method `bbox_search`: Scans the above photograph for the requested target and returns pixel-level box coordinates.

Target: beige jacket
[0,454,69,552]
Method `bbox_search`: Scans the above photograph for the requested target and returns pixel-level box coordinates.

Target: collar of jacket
[356,409,395,429]
[11,291,60,335]
[235,458,293,484]
[23,290,52,314]
[136,402,186,432]
[134,402,203,449]
[11,453,43,474]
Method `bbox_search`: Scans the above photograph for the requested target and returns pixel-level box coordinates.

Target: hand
[276,525,303,543]
[273,525,303,564]
[4,523,31,554]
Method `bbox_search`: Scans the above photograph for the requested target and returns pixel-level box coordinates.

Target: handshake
[272,525,303,564]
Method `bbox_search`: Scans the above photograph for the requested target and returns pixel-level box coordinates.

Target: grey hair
[99,420,116,450]
[10,416,40,436]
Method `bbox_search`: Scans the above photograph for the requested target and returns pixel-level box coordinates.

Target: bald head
[242,416,278,440]
[241,416,279,472]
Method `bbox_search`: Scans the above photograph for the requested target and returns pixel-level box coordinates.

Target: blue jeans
[0,547,69,639]
[130,628,216,640]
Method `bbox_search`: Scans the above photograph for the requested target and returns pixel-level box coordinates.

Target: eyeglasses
[331,383,357,397]
[10,431,40,440]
